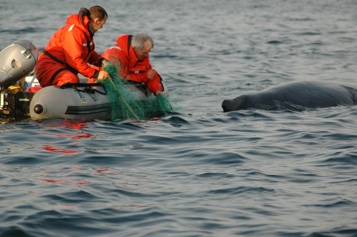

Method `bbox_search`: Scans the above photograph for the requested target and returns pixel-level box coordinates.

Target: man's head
[88,5,108,33]
[132,33,154,60]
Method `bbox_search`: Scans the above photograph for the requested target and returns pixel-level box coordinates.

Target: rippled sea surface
[1,0,357,236]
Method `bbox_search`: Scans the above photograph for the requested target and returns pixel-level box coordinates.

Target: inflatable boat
[0,40,168,122]
[29,81,158,121]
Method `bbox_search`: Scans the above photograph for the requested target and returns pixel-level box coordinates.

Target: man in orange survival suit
[35,6,109,87]
[101,33,167,96]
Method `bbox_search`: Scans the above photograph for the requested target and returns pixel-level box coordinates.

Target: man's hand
[101,59,112,68]
[97,70,109,80]
[147,69,156,80]
[155,90,169,97]
[102,59,109,68]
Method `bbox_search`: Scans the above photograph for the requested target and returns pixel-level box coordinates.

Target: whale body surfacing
[222,81,357,112]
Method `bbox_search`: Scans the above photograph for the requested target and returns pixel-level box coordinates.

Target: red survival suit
[35,11,105,87]
[101,34,164,94]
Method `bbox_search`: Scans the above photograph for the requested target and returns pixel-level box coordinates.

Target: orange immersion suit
[101,34,164,94]
[35,12,105,87]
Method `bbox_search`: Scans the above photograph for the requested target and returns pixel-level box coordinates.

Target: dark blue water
[1,0,357,236]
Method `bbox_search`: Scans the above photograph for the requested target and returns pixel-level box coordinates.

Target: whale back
[222,81,357,112]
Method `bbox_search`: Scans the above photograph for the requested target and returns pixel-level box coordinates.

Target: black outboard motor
[0,40,38,121]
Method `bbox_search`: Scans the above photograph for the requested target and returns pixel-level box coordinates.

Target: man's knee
[54,71,79,86]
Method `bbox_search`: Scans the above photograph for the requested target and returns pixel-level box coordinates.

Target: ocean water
[1,0,357,236]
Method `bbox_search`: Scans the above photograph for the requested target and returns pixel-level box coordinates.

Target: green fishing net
[102,64,176,121]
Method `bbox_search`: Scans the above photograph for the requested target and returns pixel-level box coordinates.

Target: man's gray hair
[132,33,154,50]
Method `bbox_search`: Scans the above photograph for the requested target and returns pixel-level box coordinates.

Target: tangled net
[101,64,176,121]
